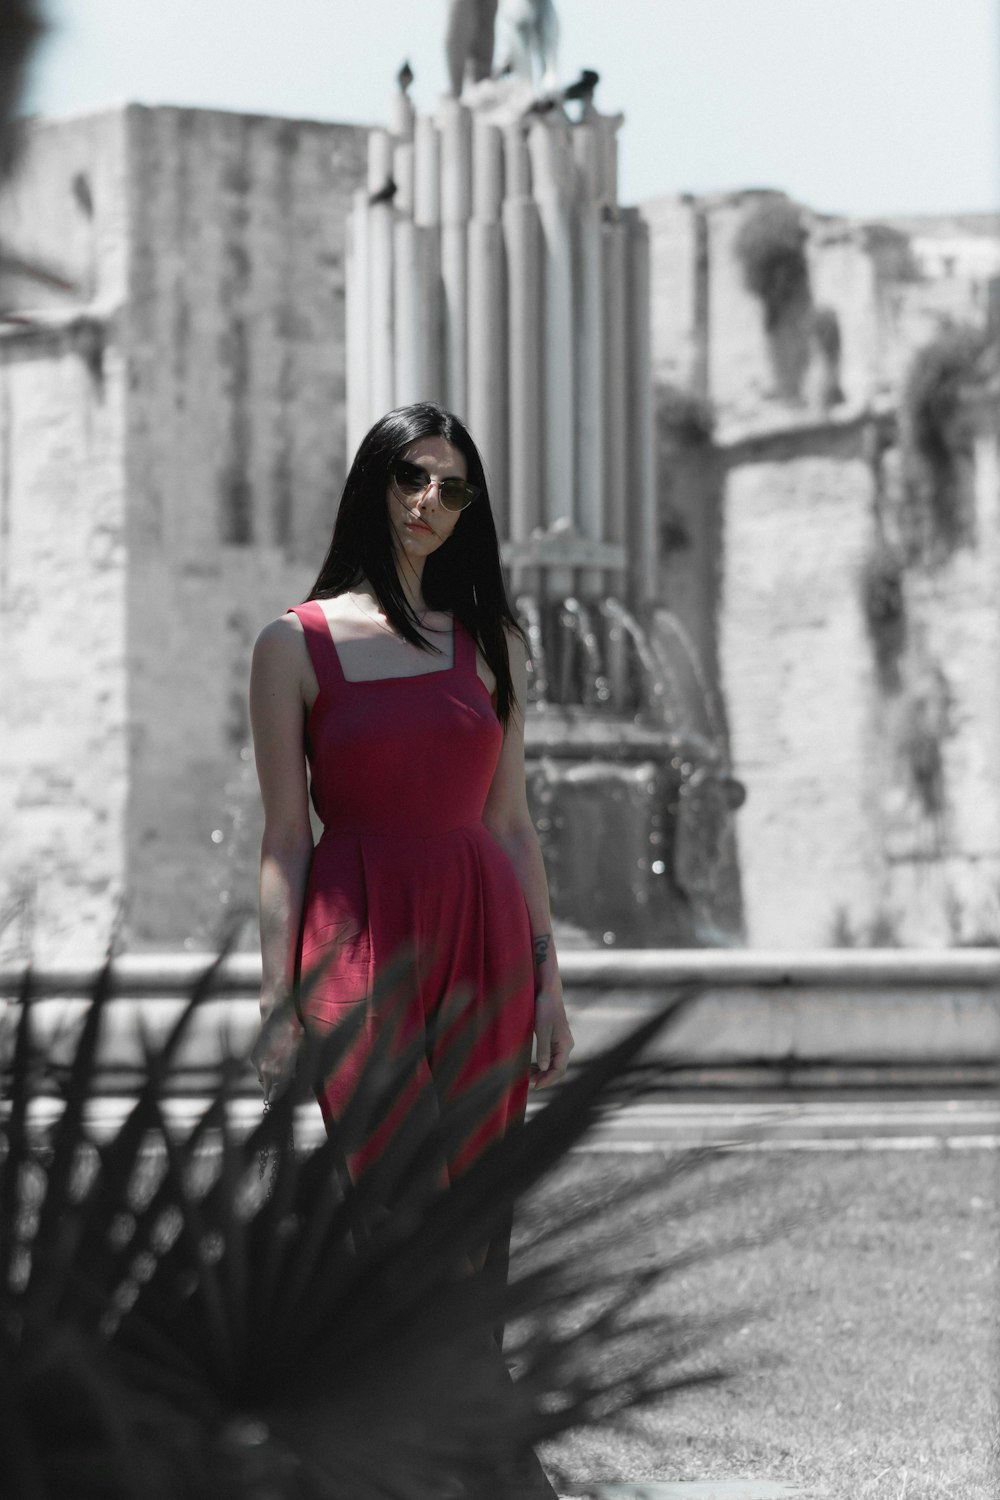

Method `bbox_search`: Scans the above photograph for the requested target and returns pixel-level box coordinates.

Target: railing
[3,947,997,998]
[2,949,998,1090]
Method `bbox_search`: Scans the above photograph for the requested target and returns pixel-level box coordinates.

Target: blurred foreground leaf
[0,956,766,1499]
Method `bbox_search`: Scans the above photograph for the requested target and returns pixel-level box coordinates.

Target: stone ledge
[561,1482,827,1498]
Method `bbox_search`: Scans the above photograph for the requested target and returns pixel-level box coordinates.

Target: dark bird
[522,94,560,118]
[368,177,397,206]
[397,59,414,93]
[562,68,599,103]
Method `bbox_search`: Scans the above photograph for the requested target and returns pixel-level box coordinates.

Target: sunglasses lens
[391,460,478,511]
[391,460,426,496]
[439,480,474,510]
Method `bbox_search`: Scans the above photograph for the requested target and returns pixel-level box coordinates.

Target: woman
[250,401,573,1181]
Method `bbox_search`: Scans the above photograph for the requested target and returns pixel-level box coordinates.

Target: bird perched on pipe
[368,177,397,206]
[561,67,599,103]
[522,93,560,118]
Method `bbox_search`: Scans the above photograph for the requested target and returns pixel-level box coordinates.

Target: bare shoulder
[251,613,316,707]
[254,611,306,663]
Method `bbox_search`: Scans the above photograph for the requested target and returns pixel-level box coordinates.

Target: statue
[499,0,559,92]
[445,0,498,98]
[445,0,559,98]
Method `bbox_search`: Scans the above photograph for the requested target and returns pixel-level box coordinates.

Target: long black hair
[306,403,525,728]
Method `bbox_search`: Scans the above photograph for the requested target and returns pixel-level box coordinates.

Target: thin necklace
[350,591,439,635]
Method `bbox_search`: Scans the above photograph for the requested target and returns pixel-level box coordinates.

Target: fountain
[514,585,745,946]
[301,5,748,947]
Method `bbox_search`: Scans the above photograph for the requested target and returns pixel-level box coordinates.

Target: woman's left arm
[482,629,574,1088]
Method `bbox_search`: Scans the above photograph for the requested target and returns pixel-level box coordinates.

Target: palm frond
[0,951,772,1500]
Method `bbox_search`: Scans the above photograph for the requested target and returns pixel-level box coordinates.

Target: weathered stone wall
[643,183,1000,946]
[0,111,132,964]
[701,195,775,424]
[642,195,705,393]
[0,109,131,312]
[644,192,1000,432]
[0,331,130,964]
[0,105,368,957]
[807,220,883,408]
[3,115,996,959]
[120,107,367,946]
[717,428,883,946]
[881,397,1000,945]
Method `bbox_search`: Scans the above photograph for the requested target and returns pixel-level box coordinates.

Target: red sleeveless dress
[288,601,536,1179]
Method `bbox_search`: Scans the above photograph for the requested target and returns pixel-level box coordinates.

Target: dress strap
[287,601,345,685]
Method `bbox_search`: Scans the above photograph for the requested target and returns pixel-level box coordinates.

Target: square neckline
[319,605,458,686]
[293,602,497,729]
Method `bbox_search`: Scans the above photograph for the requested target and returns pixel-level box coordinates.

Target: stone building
[0,105,368,961]
[1,103,997,957]
[646,193,1000,947]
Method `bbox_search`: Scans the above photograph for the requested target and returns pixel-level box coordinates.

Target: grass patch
[533,1148,999,1499]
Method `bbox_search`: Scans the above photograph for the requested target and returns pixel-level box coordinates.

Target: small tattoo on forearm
[533,932,551,968]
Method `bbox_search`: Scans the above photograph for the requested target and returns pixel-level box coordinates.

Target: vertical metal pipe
[393,141,415,216]
[440,234,467,414]
[528,114,576,600]
[468,120,507,529]
[603,215,629,706]
[504,121,532,198]
[368,200,395,417]
[413,114,441,227]
[393,217,420,407]
[439,99,472,416]
[367,128,394,195]
[416,226,444,404]
[597,112,624,207]
[439,98,472,222]
[625,209,657,606]
[413,115,443,405]
[390,89,416,143]
[345,189,370,460]
[573,121,605,600]
[502,194,543,586]
[473,116,504,220]
[468,221,507,525]
[366,130,396,419]
[602,219,629,556]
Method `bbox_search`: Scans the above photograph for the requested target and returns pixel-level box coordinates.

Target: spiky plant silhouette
[0,950,751,1499]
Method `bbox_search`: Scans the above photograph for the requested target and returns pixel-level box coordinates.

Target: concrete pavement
[19,1091,999,1150]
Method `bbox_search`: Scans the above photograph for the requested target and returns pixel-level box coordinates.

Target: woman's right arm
[249,617,315,1092]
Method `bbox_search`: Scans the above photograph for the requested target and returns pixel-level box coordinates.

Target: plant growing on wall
[733,199,810,332]
[900,665,951,819]
[901,324,990,556]
[859,543,906,692]
[656,382,715,449]
[810,305,844,408]
[654,382,717,555]
[0,2,86,304]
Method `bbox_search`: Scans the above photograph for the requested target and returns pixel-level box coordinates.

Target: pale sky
[23,0,1000,218]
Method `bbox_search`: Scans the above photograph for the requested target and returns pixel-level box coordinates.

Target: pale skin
[249,434,574,1100]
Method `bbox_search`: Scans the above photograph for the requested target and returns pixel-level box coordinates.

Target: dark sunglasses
[389,457,480,513]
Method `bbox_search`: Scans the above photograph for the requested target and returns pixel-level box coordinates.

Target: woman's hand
[251,999,302,1104]
[531,985,574,1089]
